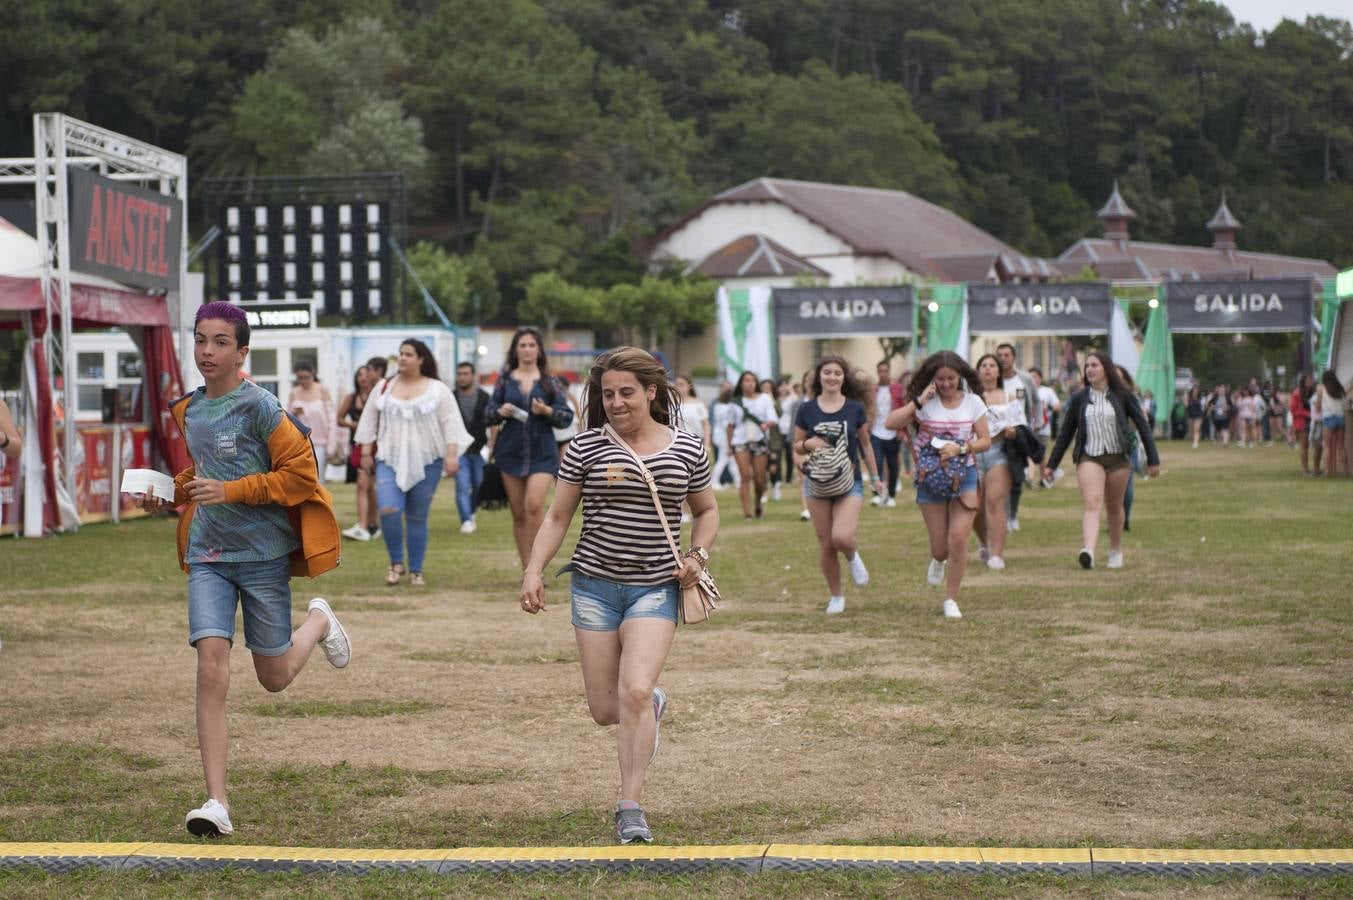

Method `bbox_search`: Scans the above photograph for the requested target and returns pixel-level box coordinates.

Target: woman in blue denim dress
[487,327,574,568]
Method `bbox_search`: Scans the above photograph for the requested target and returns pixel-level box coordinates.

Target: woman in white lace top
[354,339,471,586]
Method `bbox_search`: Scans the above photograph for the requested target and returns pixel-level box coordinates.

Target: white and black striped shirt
[1084,389,1123,456]
[557,427,712,585]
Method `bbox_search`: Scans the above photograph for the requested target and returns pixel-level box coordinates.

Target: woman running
[884,351,991,619]
[727,370,778,519]
[354,340,471,586]
[520,347,718,845]
[1044,351,1159,571]
[971,353,1023,571]
[793,355,884,615]
[487,327,575,568]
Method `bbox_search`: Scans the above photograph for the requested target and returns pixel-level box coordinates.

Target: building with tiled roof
[1058,188,1336,283]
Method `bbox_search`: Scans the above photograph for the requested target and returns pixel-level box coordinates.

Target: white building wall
[654,203,853,266]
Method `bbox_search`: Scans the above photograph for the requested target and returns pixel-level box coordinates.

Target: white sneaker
[772,484,782,502]
[1078,548,1094,570]
[799,509,811,521]
[942,598,962,619]
[1106,550,1123,569]
[848,553,869,587]
[679,512,691,525]
[870,494,883,507]
[978,544,991,564]
[1054,468,1065,482]
[826,596,845,615]
[342,523,371,541]
[459,518,477,535]
[926,558,945,587]
[987,556,1006,571]
[1007,517,1020,532]
[308,598,351,668]
[185,798,233,837]
[885,496,897,508]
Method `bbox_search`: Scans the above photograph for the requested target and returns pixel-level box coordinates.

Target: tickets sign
[1163,278,1313,333]
[69,168,182,291]
[967,283,1113,335]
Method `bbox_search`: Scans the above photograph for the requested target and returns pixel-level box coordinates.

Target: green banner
[1136,295,1175,414]
[1314,279,1342,373]
[924,283,968,358]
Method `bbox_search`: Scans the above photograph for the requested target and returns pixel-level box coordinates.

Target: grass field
[1,442,1350,896]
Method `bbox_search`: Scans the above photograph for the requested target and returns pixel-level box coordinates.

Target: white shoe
[342,523,371,541]
[926,558,945,587]
[1078,548,1094,570]
[826,596,845,615]
[1106,550,1123,569]
[870,495,883,507]
[848,553,869,587]
[799,508,811,521]
[942,598,962,619]
[978,544,990,563]
[185,798,233,837]
[772,484,782,501]
[459,518,477,534]
[1054,468,1065,482]
[885,496,897,508]
[987,556,1006,571]
[308,598,351,668]
[1007,517,1020,532]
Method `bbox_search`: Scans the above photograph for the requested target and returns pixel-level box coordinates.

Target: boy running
[142,301,350,837]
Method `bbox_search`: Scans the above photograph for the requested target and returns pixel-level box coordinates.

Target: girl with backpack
[792,355,884,616]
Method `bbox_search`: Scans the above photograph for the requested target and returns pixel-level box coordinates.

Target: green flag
[925,284,968,359]
[1314,279,1341,373]
[1136,296,1174,419]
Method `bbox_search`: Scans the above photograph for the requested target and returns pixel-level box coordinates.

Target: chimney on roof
[1206,193,1242,251]
[1097,181,1136,242]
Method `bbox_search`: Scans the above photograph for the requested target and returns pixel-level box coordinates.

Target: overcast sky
[1220,0,1350,33]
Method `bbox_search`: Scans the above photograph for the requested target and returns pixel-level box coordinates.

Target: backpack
[914,432,975,508]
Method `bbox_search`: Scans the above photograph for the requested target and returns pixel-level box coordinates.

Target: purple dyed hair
[195,301,250,347]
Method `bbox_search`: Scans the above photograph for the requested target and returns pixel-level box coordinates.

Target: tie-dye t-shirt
[184,380,300,563]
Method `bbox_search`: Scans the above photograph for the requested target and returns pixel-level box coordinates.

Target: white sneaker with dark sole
[799,509,811,521]
[1078,548,1094,570]
[942,598,962,619]
[848,553,869,587]
[459,519,477,534]
[926,558,945,587]
[615,802,653,844]
[185,798,233,837]
[308,598,351,668]
[341,524,371,541]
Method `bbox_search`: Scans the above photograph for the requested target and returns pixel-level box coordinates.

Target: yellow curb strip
[1094,848,1353,864]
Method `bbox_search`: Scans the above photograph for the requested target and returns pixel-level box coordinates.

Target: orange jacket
[169,392,340,578]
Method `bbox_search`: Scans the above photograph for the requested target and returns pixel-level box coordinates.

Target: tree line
[3,0,1351,335]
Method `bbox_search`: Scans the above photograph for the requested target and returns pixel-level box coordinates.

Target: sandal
[385,564,405,586]
[409,572,426,587]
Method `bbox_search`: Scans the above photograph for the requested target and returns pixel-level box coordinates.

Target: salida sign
[1164,279,1312,333]
[69,168,182,292]
[772,286,913,337]
[967,283,1112,334]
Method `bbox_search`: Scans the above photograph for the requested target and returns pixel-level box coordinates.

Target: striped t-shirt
[557,427,712,585]
[1084,389,1123,456]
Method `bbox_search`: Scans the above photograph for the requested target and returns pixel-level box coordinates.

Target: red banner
[118,425,156,518]
[0,452,18,535]
[77,426,114,524]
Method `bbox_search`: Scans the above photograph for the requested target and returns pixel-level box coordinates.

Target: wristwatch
[685,546,709,565]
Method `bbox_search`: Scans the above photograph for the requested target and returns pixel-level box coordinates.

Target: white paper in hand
[120,468,176,502]
[930,436,957,450]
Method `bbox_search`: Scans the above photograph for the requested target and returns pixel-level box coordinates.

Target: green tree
[520,272,601,342]
[407,243,501,324]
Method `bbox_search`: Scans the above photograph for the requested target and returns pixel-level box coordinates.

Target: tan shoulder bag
[602,425,720,624]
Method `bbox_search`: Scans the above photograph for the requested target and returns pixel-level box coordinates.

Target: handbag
[602,424,720,624]
[478,458,508,510]
[805,428,854,498]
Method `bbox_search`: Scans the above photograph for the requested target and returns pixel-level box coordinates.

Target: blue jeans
[455,451,485,523]
[570,571,679,631]
[870,434,902,498]
[376,459,443,573]
[187,556,293,656]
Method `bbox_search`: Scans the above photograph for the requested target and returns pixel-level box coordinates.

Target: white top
[1084,389,1122,456]
[677,399,709,438]
[1036,385,1059,436]
[911,392,987,460]
[731,393,777,444]
[711,401,738,449]
[984,394,1027,443]
[778,393,801,434]
[353,378,472,491]
[872,385,896,440]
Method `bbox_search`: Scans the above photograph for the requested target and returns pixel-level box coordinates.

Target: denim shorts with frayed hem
[187,556,293,656]
[570,572,679,632]
[915,465,979,505]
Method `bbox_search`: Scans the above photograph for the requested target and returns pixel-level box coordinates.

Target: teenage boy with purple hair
[142,301,350,837]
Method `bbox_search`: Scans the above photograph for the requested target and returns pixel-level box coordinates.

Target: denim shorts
[187,556,293,656]
[1323,414,1344,430]
[802,475,864,500]
[915,465,979,505]
[975,442,1008,475]
[570,571,679,631]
